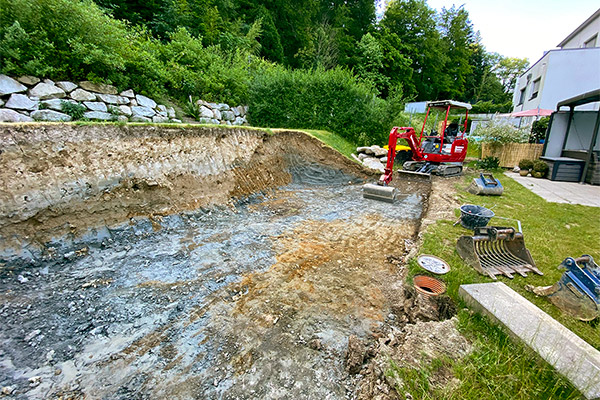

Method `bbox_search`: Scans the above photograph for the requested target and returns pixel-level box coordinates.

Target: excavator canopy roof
[427,100,472,110]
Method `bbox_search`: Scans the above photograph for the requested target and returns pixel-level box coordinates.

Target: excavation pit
[0,124,436,399]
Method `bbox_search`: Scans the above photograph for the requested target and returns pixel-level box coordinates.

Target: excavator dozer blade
[362,183,397,203]
[456,226,543,280]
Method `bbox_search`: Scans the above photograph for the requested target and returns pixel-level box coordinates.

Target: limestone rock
[356,146,370,153]
[157,105,167,113]
[120,89,135,98]
[222,110,235,121]
[43,79,54,85]
[131,105,155,118]
[31,109,72,122]
[199,106,213,119]
[135,94,156,109]
[357,153,369,160]
[84,101,108,112]
[362,157,385,172]
[233,117,245,125]
[56,81,78,93]
[171,118,182,123]
[129,99,138,106]
[116,96,129,105]
[29,83,66,100]
[41,99,76,111]
[130,115,151,122]
[0,108,34,122]
[117,115,128,122]
[0,75,27,96]
[17,76,40,86]
[232,106,241,117]
[5,94,39,110]
[96,93,119,104]
[198,117,212,124]
[79,81,117,94]
[70,88,96,102]
[118,105,132,116]
[371,146,388,157]
[212,108,222,120]
[167,107,176,118]
[158,111,167,117]
[152,115,169,123]
[216,103,230,111]
[84,111,113,121]
[210,118,220,124]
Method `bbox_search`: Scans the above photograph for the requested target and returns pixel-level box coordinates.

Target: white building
[512,8,600,113]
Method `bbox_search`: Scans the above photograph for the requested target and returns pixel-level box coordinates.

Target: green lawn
[301,129,358,160]
[399,172,599,399]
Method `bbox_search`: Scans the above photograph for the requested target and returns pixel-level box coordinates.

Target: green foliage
[530,116,550,143]
[471,100,512,114]
[518,159,534,170]
[474,156,500,171]
[533,159,549,173]
[248,66,389,145]
[184,96,200,120]
[60,100,87,120]
[475,119,529,144]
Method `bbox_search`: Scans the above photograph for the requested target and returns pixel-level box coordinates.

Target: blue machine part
[467,173,504,196]
[559,255,600,306]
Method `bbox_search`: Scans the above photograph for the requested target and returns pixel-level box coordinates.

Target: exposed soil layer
[0,124,467,399]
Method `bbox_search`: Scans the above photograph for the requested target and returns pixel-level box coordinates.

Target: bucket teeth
[456,226,541,280]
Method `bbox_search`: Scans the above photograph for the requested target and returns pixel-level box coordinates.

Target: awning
[511,108,553,117]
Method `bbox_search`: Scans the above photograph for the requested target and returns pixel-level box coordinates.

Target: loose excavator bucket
[457,226,542,280]
[526,255,600,321]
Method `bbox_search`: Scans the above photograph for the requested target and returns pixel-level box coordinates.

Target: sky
[379,0,599,63]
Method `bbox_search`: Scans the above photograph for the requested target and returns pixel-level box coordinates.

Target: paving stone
[460,282,600,399]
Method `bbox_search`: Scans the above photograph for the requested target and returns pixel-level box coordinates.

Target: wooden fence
[481,143,544,168]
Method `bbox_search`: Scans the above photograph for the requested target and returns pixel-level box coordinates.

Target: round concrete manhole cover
[417,255,450,275]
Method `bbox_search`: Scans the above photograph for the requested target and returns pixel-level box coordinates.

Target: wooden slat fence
[481,143,544,168]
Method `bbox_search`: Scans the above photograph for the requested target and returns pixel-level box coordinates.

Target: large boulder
[56,81,78,93]
[79,81,117,94]
[119,89,135,98]
[212,108,222,120]
[130,115,151,122]
[0,75,27,96]
[222,110,235,121]
[199,106,213,119]
[17,76,40,86]
[31,110,72,122]
[131,105,155,118]
[29,82,66,100]
[70,88,96,102]
[84,101,108,112]
[84,111,113,120]
[0,109,34,122]
[96,93,119,104]
[5,94,39,111]
[41,99,76,111]
[167,107,176,118]
[233,117,245,126]
[135,94,156,109]
[118,105,132,116]
[116,96,129,105]
[152,115,169,123]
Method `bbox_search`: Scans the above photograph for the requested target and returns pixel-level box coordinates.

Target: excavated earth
[0,124,467,399]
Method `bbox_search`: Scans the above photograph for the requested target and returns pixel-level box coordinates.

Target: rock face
[79,81,118,95]
[29,83,66,100]
[0,74,248,125]
[31,110,72,122]
[0,75,27,96]
[0,109,34,122]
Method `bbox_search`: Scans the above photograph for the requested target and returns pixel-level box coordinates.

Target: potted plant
[518,159,534,176]
[532,160,549,178]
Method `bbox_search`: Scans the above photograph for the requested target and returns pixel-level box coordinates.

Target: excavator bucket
[457,226,542,280]
[526,255,600,321]
[467,173,504,196]
[362,183,398,202]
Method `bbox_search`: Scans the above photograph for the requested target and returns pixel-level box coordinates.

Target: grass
[302,129,358,160]
[395,171,599,399]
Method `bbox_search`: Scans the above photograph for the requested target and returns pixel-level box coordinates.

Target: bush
[60,100,86,120]
[530,116,549,143]
[248,66,390,145]
[475,119,529,145]
[471,100,512,114]
[474,156,500,171]
[518,159,534,171]
[532,160,549,176]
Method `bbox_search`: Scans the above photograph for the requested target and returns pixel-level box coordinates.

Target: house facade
[512,8,600,113]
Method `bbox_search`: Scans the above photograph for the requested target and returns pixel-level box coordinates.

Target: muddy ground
[1,125,470,399]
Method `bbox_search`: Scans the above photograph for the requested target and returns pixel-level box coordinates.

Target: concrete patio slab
[506,171,600,207]
[460,282,600,399]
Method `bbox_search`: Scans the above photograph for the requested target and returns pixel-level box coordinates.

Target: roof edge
[557,8,600,48]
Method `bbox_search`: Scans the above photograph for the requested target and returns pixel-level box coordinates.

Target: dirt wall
[0,123,368,260]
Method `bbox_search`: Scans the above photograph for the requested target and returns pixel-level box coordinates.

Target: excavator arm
[380,127,419,185]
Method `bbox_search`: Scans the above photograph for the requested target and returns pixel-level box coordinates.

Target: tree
[496,57,529,95]
[355,33,389,92]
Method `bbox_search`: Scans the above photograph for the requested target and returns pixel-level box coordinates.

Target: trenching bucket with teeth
[457,226,542,280]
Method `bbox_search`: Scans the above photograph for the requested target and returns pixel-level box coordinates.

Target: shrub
[475,119,529,145]
[248,66,389,145]
[475,156,500,171]
[530,116,549,143]
[60,100,86,120]
[532,160,549,176]
[518,159,534,171]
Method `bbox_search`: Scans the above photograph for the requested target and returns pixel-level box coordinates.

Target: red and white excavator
[363,100,471,202]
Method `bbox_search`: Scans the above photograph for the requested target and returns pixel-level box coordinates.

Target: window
[518,88,526,105]
[585,34,597,48]
[530,78,541,100]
